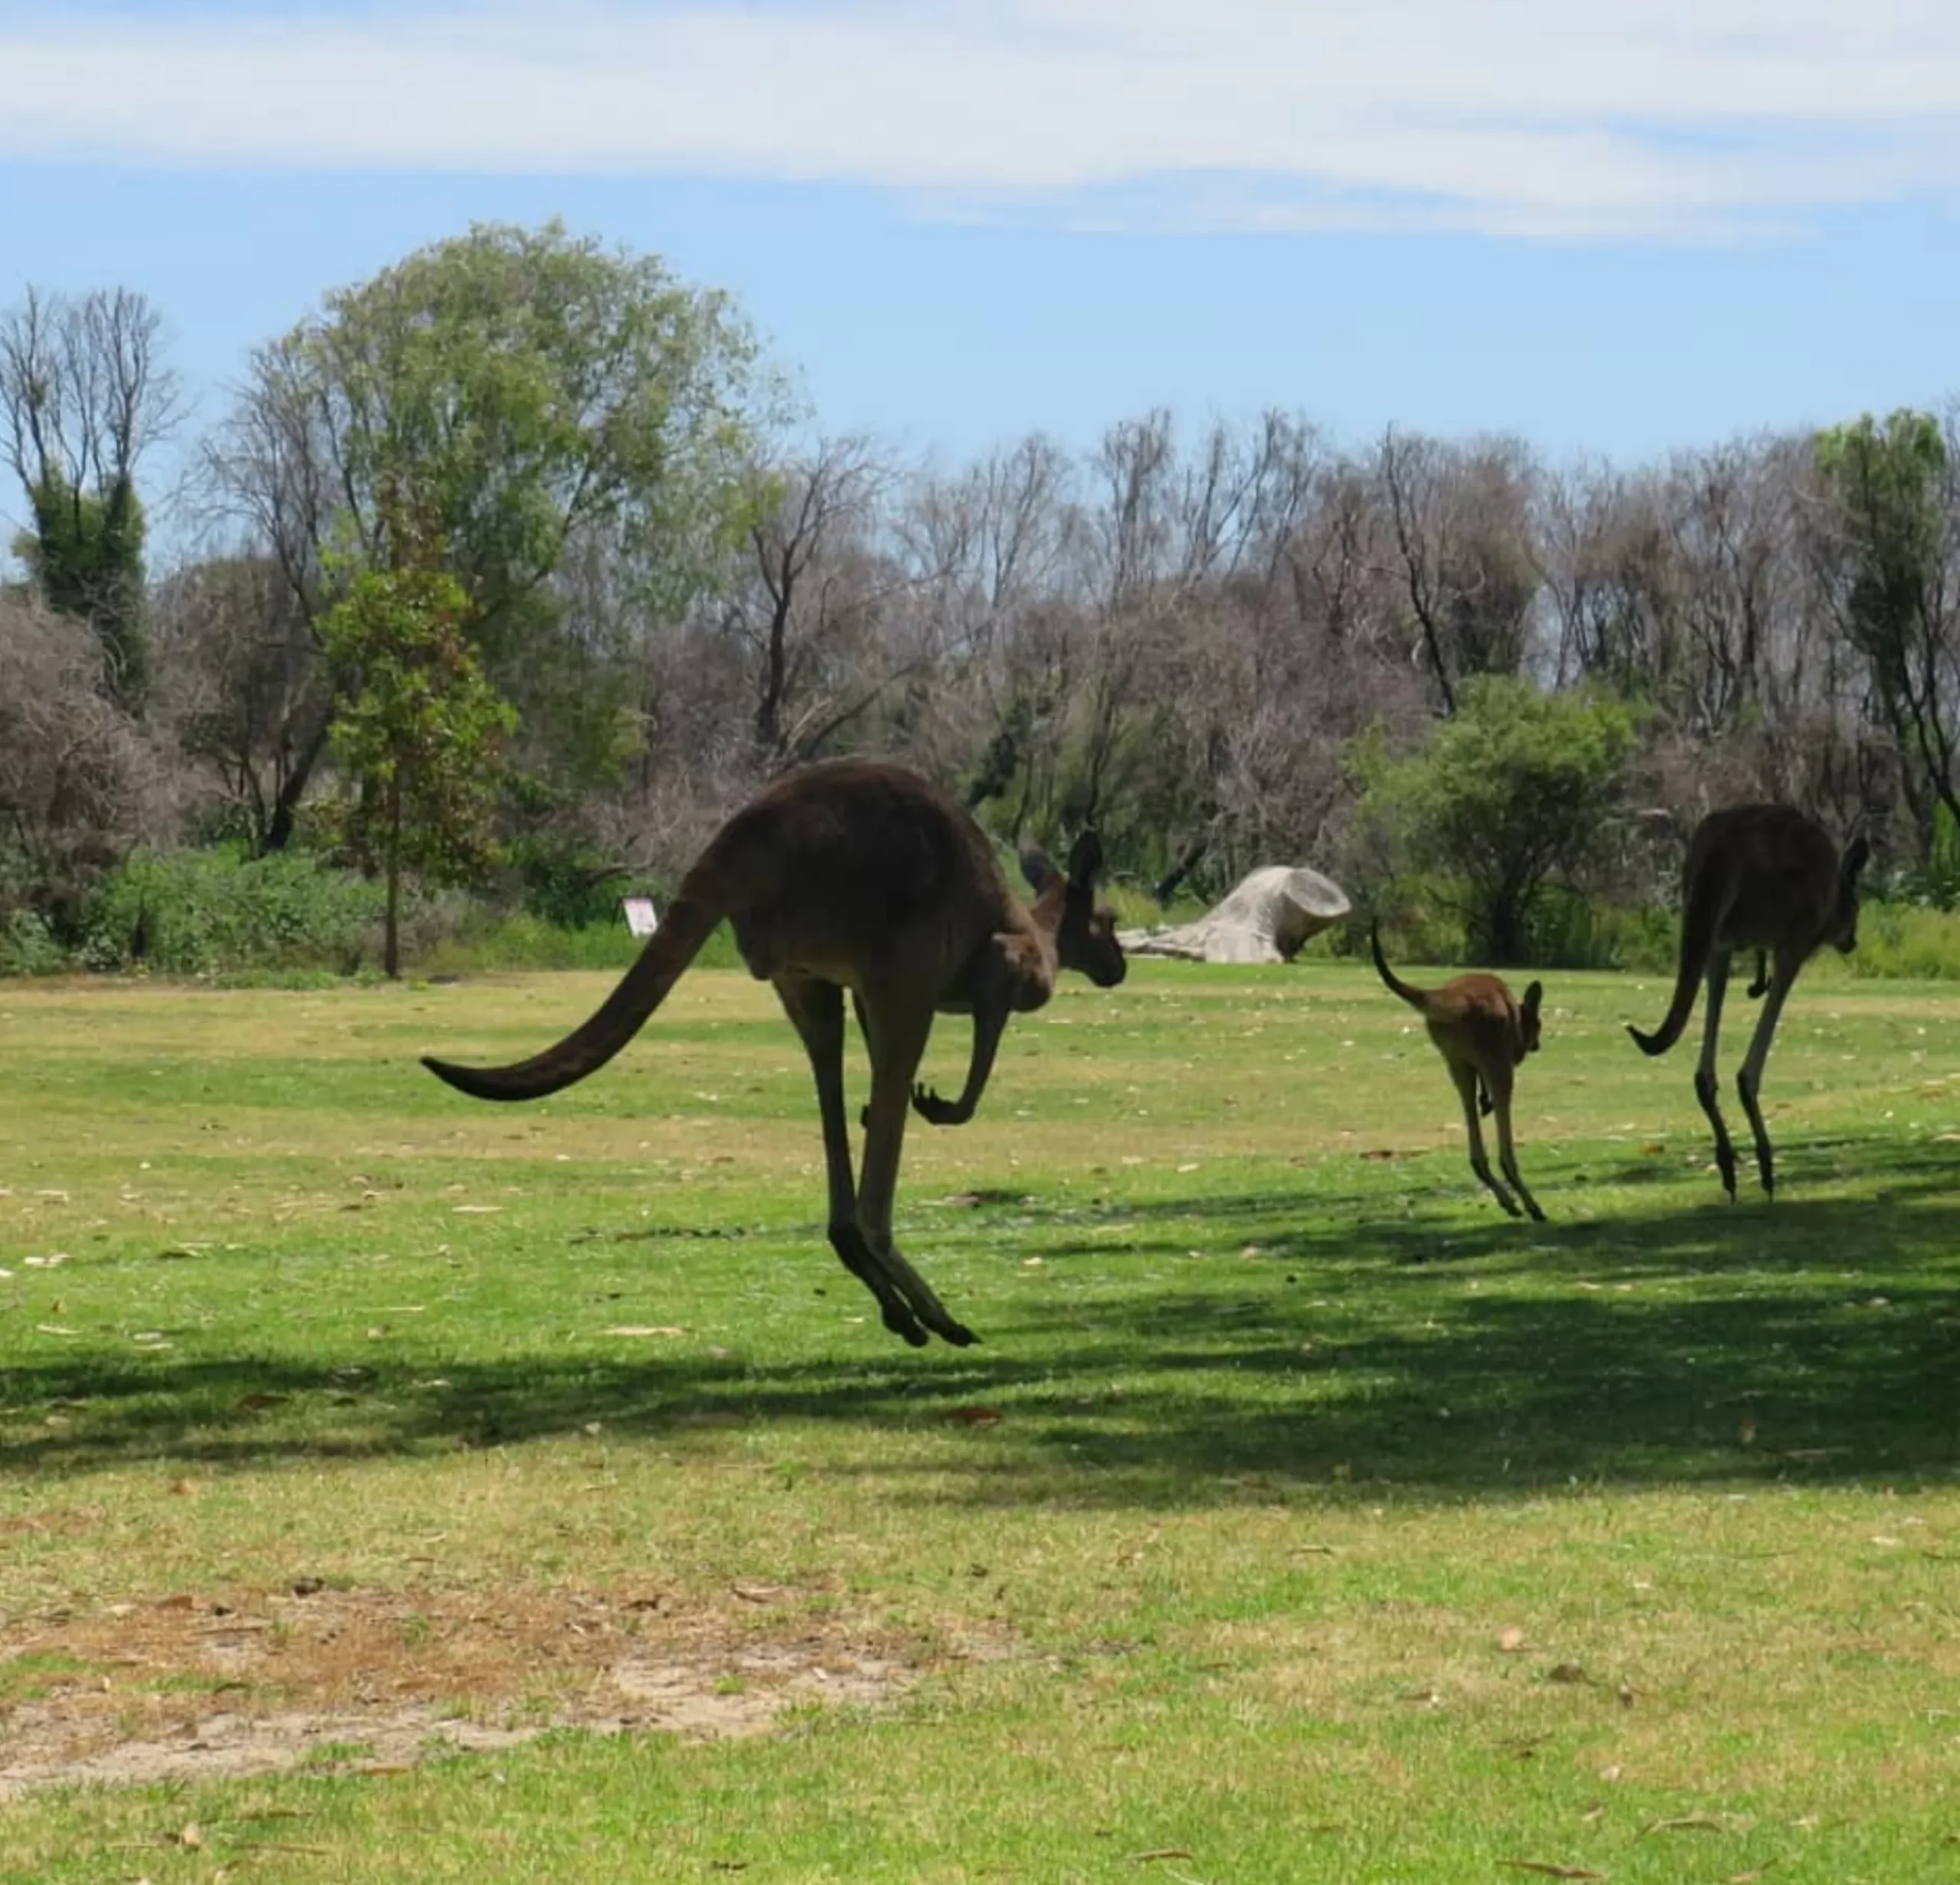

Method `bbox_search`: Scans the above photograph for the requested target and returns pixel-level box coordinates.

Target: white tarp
[1118,864,1351,964]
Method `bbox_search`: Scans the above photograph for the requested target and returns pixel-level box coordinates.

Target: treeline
[3,220,1957,976]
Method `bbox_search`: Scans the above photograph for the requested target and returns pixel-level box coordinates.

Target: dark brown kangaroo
[422,759,1125,1348]
[1370,923,1546,1221]
[1627,803,1868,1199]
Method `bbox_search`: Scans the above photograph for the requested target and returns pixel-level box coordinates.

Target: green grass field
[2,957,1958,1883]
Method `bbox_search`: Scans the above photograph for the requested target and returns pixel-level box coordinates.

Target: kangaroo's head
[1022,831,1127,987]
[1830,833,1871,955]
[1515,981,1544,1063]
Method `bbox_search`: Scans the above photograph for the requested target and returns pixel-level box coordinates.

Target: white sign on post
[621,897,659,939]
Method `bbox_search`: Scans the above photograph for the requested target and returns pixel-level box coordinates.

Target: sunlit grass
[3,959,1958,1881]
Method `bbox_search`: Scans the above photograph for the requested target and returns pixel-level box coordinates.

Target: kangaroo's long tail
[1625,867,1723,1057]
[1370,920,1429,1014]
[423,885,724,1102]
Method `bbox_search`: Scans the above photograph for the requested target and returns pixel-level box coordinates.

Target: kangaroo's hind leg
[1452,1059,1522,1218]
[1484,1059,1544,1222]
[852,982,977,1347]
[776,974,928,1346]
[1734,952,1801,1199]
[1692,950,1740,1199]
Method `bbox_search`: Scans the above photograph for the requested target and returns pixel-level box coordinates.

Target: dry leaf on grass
[1499,1864,1603,1880]
[1642,1816,1724,1834]
[1498,1626,1528,1652]
[944,1406,1004,1426]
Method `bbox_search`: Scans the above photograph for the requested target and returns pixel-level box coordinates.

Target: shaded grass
[3,960,1960,1880]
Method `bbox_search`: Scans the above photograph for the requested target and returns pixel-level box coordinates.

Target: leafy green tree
[320,539,517,979]
[1354,677,1642,964]
[210,220,772,849]
[1812,410,1957,858]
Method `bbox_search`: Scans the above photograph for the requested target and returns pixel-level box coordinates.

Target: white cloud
[0,0,1956,237]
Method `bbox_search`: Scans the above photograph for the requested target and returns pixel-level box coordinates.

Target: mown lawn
[2,956,1957,1883]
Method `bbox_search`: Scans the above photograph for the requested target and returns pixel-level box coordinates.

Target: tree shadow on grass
[5,1135,1958,1509]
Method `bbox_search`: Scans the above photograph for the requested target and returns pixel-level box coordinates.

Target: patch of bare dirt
[0,1580,939,1797]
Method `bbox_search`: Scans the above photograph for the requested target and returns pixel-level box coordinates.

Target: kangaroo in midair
[1628,803,1867,1198]
[423,759,1126,1347]
[1370,922,1547,1221]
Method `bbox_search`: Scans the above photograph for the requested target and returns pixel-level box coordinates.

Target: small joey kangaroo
[1370,921,1546,1222]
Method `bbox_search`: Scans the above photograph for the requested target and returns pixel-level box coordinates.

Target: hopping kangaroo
[1370,923,1546,1221]
[1627,803,1868,1200]
[422,759,1126,1348]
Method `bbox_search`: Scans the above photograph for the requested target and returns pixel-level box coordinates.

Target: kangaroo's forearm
[913,1004,1010,1126]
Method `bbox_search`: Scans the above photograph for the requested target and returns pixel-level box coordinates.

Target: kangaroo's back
[423,761,1026,1104]
[716,761,1017,985]
[1687,805,1845,954]
[1628,805,1864,1057]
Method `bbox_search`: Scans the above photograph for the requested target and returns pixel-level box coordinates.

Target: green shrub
[1842,899,1960,979]
[1884,799,1960,911]
[508,835,632,929]
[1333,885,1679,977]
[0,910,68,976]
[1349,680,1643,965]
[415,908,743,978]
[79,848,386,976]
[1515,889,1682,974]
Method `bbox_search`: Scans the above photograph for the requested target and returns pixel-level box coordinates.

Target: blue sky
[3,0,1959,548]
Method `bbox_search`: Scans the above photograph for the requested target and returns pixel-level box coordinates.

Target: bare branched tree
[0,286,183,508]
[0,286,183,709]
[1380,428,1542,712]
[149,550,326,844]
[730,436,898,763]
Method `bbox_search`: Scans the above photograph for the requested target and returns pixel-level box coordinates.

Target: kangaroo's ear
[1020,844,1060,894]
[1066,829,1105,887]
[1522,980,1544,1015]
